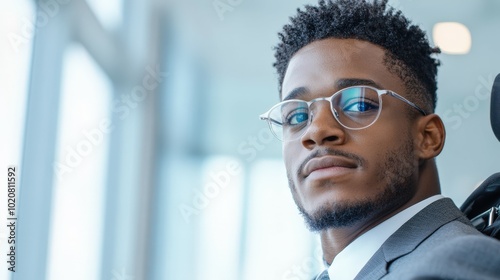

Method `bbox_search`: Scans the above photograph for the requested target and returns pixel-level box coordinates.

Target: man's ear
[414,114,446,160]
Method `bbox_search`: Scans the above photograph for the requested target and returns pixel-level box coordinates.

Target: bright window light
[0,2,34,280]
[433,22,472,55]
[243,159,320,280]
[47,43,112,280]
[197,156,244,280]
[86,0,123,30]
[0,0,34,174]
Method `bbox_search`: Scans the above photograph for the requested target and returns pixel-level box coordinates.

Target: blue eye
[285,109,309,125]
[343,99,379,112]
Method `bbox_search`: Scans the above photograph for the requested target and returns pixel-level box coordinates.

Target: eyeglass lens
[268,87,381,141]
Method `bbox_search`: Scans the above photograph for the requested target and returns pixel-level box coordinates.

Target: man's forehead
[280,38,397,100]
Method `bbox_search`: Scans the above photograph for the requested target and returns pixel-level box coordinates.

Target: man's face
[281,38,420,231]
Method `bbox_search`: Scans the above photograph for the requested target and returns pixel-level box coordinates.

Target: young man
[260,0,500,279]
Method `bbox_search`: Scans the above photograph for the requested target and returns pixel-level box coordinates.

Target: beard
[288,133,417,232]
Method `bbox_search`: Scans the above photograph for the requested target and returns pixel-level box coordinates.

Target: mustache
[298,148,365,177]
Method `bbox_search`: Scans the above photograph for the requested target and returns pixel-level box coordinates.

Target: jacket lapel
[354,198,469,280]
[354,248,388,280]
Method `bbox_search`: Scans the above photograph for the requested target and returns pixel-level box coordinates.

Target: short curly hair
[273,0,440,112]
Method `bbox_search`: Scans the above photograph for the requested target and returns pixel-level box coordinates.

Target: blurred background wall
[1,0,499,279]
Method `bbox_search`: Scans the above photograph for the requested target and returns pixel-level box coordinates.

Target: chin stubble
[289,134,416,232]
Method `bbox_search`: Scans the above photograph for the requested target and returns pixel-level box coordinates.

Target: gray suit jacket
[354,198,500,280]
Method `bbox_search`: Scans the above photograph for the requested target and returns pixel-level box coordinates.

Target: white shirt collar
[327,195,444,280]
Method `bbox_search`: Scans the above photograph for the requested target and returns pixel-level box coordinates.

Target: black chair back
[460,73,500,239]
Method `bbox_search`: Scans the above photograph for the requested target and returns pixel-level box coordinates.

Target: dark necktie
[316,269,330,280]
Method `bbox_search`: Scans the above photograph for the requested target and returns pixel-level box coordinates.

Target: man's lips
[303,155,358,177]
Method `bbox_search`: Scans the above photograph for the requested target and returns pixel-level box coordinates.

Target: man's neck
[320,194,441,264]
[319,204,406,264]
[320,160,442,264]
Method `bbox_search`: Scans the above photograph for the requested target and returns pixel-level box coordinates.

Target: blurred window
[47,44,112,280]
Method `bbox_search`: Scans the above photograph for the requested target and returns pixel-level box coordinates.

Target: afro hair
[273,0,440,112]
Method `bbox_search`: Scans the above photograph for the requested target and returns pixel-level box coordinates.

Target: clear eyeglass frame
[259,85,427,142]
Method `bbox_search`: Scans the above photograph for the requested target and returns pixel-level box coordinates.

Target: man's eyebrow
[335,78,383,89]
[282,87,309,101]
[282,79,384,101]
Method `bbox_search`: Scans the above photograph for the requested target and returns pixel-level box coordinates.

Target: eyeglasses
[259,85,427,142]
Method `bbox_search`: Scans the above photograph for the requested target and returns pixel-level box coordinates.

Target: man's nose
[300,102,346,148]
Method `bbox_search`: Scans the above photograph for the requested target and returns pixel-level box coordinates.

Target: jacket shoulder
[387,223,500,279]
